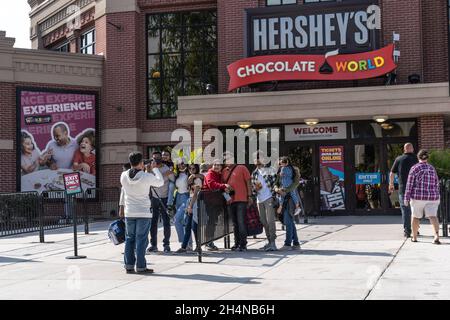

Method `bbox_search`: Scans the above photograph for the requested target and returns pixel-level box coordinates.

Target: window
[80,29,95,54]
[147,11,217,119]
[266,0,297,5]
[351,120,417,139]
[304,0,335,3]
[54,42,70,52]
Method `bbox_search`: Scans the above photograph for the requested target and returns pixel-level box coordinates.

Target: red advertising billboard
[17,88,98,193]
[319,146,345,211]
[228,44,396,91]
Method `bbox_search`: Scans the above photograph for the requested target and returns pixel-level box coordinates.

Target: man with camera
[148,151,175,253]
[222,152,252,252]
[251,151,278,251]
[119,152,164,274]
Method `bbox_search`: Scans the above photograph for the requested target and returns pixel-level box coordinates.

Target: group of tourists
[118,143,442,274]
[118,149,304,274]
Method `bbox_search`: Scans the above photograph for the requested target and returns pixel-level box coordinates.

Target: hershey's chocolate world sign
[246,0,380,57]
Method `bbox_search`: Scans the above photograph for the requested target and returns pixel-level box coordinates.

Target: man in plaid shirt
[404,150,441,244]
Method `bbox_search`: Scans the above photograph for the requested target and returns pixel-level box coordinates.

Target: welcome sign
[228,44,396,91]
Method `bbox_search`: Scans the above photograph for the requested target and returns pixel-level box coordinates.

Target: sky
[0,0,32,48]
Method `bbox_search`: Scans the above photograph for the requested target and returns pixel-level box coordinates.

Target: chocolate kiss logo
[319,49,339,74]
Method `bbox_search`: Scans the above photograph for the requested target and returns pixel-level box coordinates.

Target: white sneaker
[259,243,270,250]
[294,207,302,216]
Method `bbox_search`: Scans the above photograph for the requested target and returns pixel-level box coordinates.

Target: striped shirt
[404,162,440,202]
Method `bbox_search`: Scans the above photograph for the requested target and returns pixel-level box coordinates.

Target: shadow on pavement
[0,256,41,263]
[144,272,262,284]
[299,249,393,257]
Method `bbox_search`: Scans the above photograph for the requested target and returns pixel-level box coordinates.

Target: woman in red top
[201,159,231,251]
[203,160,230,192]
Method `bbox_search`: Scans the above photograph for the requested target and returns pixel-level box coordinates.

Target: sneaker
[186,244,193,251]
[176,247,187,253]
[292,244,301,250]
[206,243,219,251]
[259,243,270,250]
[231,244,239,251]
[294,207,302,216]
[163,245,171,253]
[146,246,158,253]
[239,246,247,252]
[404,232,411,238]
[265,242,277,251]
[280,245,292,251]
[125,269,135,274]
[136,268,154,274]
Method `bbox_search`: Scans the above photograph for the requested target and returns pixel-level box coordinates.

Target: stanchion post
[444,180,449,237]
[197,195,203,263]
[66,192,86,260]
[83,190,89,235]
[38,193,45,243]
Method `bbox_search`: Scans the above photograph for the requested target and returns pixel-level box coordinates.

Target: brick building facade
[0,0,449,214]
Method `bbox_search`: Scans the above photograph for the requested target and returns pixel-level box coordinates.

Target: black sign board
[246,0,380,57]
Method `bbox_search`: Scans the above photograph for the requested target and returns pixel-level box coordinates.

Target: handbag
[108,219,126,245]
[245,203,263,236]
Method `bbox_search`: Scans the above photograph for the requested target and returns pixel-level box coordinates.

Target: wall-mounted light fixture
[237,121,252,129]
[373,115,388,123]
[304,118,319,126]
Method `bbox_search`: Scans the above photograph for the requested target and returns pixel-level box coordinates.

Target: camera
[228,189,235,196]
[143,159,152,165]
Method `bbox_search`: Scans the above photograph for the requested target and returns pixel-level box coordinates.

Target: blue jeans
[174,192,190,244]
[398,193,412,235]
[150,197,171,247]
[283,205,299,246]
[167,181,176,206]
[182,211,198,249]
[124,218,151,272]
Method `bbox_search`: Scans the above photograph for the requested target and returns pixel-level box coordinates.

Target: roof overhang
[177,82,450,126]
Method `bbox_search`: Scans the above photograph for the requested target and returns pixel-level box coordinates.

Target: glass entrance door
[353,143,383,212]
[384,141,415,213]
[286,144,318,216]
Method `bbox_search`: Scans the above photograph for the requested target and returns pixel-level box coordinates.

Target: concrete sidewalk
[0,216,449,300]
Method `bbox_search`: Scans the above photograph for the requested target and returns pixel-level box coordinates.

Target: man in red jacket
[222,153,252,252]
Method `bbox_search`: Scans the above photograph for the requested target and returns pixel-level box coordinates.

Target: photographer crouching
[119,152,164,274]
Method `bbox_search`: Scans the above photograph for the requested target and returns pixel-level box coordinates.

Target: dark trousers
[399,193,412,235]
[150,197,171,247]
[229,201,248,248]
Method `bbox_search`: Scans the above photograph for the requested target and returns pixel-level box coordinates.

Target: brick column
[417,115,445,150]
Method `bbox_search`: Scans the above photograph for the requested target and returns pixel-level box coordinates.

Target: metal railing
[196,190,233,262]
[0,187,120,240]
[439,179,449,237]
[0,192,41,238]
